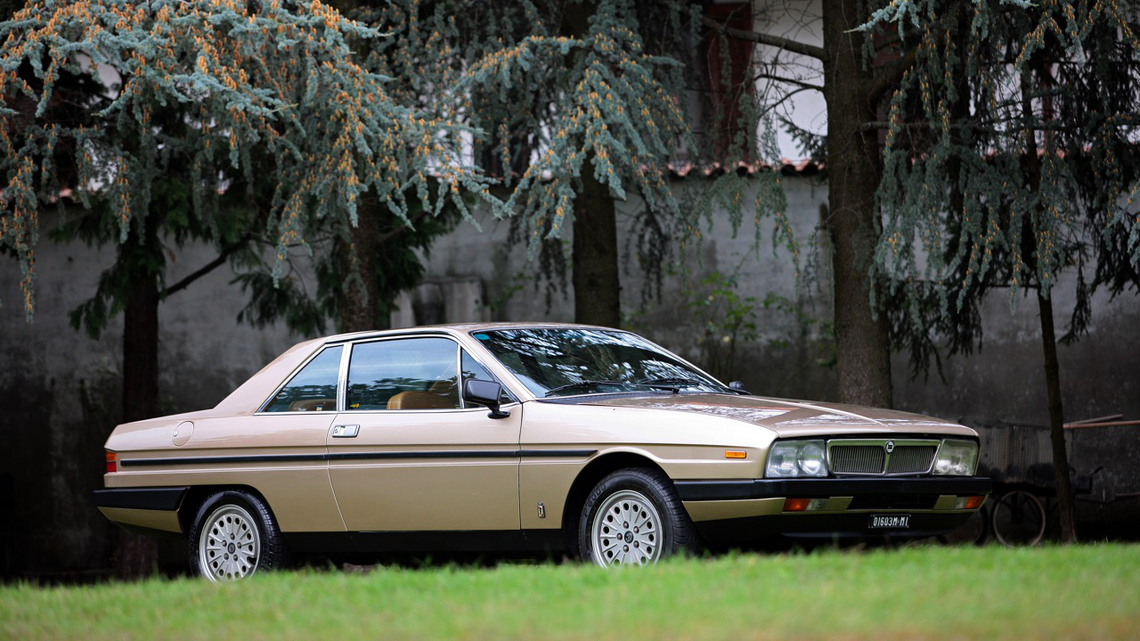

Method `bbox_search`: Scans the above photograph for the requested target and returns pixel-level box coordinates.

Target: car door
[326,335,522,532]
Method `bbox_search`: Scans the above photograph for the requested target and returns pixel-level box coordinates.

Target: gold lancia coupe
[96,323,989,579]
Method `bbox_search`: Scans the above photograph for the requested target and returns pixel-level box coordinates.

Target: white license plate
[869,514,911,529]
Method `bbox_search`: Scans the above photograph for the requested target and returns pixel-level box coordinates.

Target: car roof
[206,323,652,418]
[314,322,625,346]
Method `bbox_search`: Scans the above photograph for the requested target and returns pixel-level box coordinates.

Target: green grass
[2,544,1138,639]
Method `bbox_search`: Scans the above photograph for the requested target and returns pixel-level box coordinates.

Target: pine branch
[862,119,1089,134]
[752,73,824,93]
[649,0,826,60]
[867,46,917,104]
[164,233,254,298]
[866,0,968,103]
[759,86,819,119]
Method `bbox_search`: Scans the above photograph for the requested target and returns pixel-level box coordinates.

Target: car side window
[461,350,515,404]
[263,345,343,412]
[346,338,461,411]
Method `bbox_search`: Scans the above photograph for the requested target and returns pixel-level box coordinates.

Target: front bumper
[675,476,991,542]
[675,477,991,501]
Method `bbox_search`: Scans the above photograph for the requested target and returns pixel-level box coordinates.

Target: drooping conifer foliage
[0,0,490,577]
[359,0,693,319]
[870,0,1140,340]
[864,0,1140,541]
[460,1,686,244]
[347,1,795,316]
[0,0,487,318]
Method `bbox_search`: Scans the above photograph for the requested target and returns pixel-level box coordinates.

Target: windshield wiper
[544,380,628,397]
[638,376,705,388]
[637,376,705,394]
[639,376,743,394]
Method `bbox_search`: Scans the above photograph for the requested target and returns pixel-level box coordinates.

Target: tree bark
[572,158,621,327]
[121,258,159,421]
[1019,52,1077,543]
[564,1,621,328]
[317,2,388,333]
[116,217,161,579]
[821,0,893,408]
[337,196,384,333]
[1037,290,1077,542]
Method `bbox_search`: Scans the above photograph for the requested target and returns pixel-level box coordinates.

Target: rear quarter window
[262,345,342,412]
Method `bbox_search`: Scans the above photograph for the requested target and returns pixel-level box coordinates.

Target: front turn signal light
[957,495,985,510]
[105,450,117,474]
[784,498,811,512]
[724,450,747,459]
[783,498,828,512]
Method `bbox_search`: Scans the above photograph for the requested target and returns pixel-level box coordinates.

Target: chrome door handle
[331,424,360,438]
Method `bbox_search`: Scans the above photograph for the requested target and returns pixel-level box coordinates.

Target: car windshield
[472,328,730,398]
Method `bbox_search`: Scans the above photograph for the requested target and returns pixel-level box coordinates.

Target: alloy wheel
[590,489,663,566]
[198,504,261,581]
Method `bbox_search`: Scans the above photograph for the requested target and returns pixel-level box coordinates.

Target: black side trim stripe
[119,449,598,468]
[675,477,993,501]
[122,453,326,467]
[93,487,188,511]
[518,449,598,458]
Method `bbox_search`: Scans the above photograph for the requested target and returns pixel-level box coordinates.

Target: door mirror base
[463,379,510,419]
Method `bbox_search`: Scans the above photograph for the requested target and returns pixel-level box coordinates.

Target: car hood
[571,393,973,438]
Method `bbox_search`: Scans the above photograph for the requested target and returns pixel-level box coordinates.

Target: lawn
[2,544,1138,639]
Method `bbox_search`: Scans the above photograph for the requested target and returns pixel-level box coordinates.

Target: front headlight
[932,439,978,476]
[766,439,828,478]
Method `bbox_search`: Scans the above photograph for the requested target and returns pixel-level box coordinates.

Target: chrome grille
[829,445,886,474]
[886,445,938,474]
[827,439,941,476]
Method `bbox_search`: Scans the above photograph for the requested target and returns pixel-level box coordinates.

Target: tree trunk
[322,0,389,333]
[1019,52,1077,543]
[337,196,384,333]
[115,218,161,579]
[564,0,621,329]
[821,0,893,408]
[572,158,621,327]
[1037,290,1077,541]
[122,272,159,421]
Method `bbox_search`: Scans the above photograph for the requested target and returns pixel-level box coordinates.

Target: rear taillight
[105,450,117,474]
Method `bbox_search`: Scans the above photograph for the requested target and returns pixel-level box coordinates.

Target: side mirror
[463,379,510,419]
[729,381,751,394]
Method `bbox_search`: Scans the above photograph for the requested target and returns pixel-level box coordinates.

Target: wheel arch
[561,451,673,535]
[178,484,276,534]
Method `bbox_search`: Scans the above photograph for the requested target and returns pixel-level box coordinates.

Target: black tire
[577,468,698,566]
[187,489,290,581]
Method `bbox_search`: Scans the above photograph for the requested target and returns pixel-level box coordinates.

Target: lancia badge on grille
[885,440,895,453]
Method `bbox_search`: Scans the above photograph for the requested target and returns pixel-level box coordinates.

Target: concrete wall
[1,171,1138,574]
[403,175,840,401]
[0,239,305,578]
[409,174,1140,428]
[891,281,1140,426]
